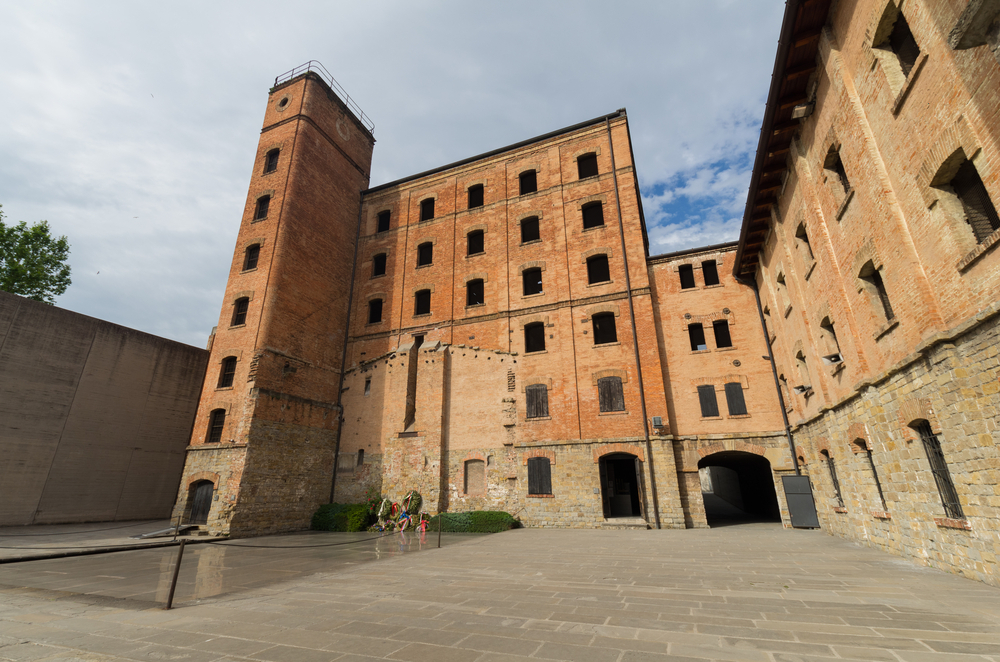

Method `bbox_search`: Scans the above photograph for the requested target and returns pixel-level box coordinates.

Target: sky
[0,1,785,347]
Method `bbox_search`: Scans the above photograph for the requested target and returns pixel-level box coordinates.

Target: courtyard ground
[2,523,1000,661]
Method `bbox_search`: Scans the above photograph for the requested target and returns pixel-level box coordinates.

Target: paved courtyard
[3,523,1000,661]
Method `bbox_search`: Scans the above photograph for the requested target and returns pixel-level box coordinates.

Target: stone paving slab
[3,523,1000,661]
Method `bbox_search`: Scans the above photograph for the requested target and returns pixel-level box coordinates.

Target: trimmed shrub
[427,511,518,533]
[311,503,371,532]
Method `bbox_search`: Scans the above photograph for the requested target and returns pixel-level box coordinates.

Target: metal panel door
[782,475,820,528]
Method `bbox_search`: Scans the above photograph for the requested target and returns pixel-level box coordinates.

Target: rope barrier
[0,520,161,537]
[205,532,395,549]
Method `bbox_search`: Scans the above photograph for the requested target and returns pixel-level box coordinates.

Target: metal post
[163,539,186,610]
[437,512,442,549]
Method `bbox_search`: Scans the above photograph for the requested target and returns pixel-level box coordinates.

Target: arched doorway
[188,480,215,525]
[599,453,642,518]
[697,451,780,526]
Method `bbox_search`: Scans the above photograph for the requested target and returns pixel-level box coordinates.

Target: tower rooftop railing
[274,61,375,134]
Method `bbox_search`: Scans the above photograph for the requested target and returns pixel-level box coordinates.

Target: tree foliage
[0,205,72,304]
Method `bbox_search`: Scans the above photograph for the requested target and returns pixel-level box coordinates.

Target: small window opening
[697,385,719,417]
[582,202,605,229]
[522,267,543,296]
[420,198,435,221]
[860,442,888,511]
[364,378,371,396]
[887,11,920,77]
[679,264,696,289]
[467,229,485,255]
[586,255,610,284]
[468,184,484,209]
[218,357,237,388]
[377,210,391,233]
[357,449,365,465]
[795,223,814,261]
[702,260,720,286]
[915,421,964,520]
[231,297,249,326]
[712,320,732,348]
[819,317,843,365]
[466,279,484,306]
[526,384,549,419]
[414,290,431,316]
[524,322,546,353]
[821,450,845,508]
[520,216,540,243]
[597,376,625,412]
[592,312,617,345]
[206,409,225,444]
[263,149,279,174]
[519,170,537,195]
[824,148,850,195]
[859,261,894,321]
[724,382,747,416]
[372,253,387,277]
[776,272,790,312]
[951,159,1000,243]
[527,456,552,494]
[793,351,812,394]
[254,195,270,221]
[577,153,598,179]
[368,299,383,324]
[243,244,260,271]
[688,323,707,351]
[417,242,433,267]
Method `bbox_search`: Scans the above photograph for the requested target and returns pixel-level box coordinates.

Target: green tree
[0,205,72,304]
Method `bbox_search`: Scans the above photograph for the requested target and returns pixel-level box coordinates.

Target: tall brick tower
[173,64,375,536]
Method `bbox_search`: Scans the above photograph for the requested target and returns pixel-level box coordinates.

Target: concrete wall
[0,291,208,525]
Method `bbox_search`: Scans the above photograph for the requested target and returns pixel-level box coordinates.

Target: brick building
[172,1,1000,585]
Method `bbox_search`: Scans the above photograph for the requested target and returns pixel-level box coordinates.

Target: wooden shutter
[528,457,551,495]
[724,382,747,416]
[697,385,719,417]
[598,377,625,412]
[526,384,549,419]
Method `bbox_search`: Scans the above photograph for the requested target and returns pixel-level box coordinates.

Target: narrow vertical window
[468,184,484,209]
[206,409,225,443]
[367,299,383,324]
[586,255,610,284]
[254,195,270,220]
[231,297,249,326]
[951,159,1000,243]
[819,317,843,364]
[466,279,484,306]
[859,261,894,321]
[519,170,537,195]
[860,442,888,512]
[795,223,814,261]
[592,313,617,345]
[887,11,920,76]
[915,422,964,520]
[825,148,851,195]
[524,322,546,353]
[577,153,598,179]
[377,210,391,233]
[263,149,279,174]
[372,253,387,277]
[357,449,365,465]
[702,260,720,286]
[821,450,845,508]
[520,216,540,243]
[364,377,371,396]
[679,264,696,289]
[712,320,732,348]
[218,357,237,388]
[527,457,552,495]
[582,202,605,229]
[467,230,485,255]
[688,323,707,351]
[697,385,719,417]
[243,244,260,270]
[794,351,812,392]
[522,268,543,296]
[420,198,435,221]
[597,376,625,412]
[526,384,549,419]
[724,382,747,416]
[414,290,431,316]
[417,242,433,266]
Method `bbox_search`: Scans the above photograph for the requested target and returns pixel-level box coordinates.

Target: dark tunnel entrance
[697,451,781,526]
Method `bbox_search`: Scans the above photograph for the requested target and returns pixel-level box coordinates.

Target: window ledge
[714,346,738,352]
[829,362,846,376]
[891,53,928,116]
[703,283,724,289]
[680,286,699,293]
[582,224,606,233]
[598,410,628,416]
[251,216,269,224]
[465,303,485,310]
[587,280,613,288]
[413,313,432,319]
[365,321,383,327]
[465,252,485,259]
[525,416,551,422]
[370,273,386,279]
[528,493,555,498]
[215,386,234,392]
[728,414,752,419]
[700,416,723,421]
[593,341,621,348]
[262,170,277,177]
[873,317,899,340]
[520,239,542,247]
[871,510,892,520]
[783,304,793,318]
[935,517,972,530]
[957,227,1000,272]
[522,292,545,299]
[835,188,855,221]
[690,348,710,355]
[229,324,247,330]
[833,506,848,513]
[241,267,258,275]
[415,264,432,270]
[524,350,547,356]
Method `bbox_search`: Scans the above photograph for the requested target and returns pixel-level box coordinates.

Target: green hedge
[311,503,371,532]
[428,511,518,533]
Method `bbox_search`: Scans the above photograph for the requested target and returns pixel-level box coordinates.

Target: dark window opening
[364,378,371,396]
[372,253,387,277]
[697,385,719,417]
[598,376,625,412]
[218,357,237,388]
[582,202,605,229]
[820,317,843,364]
[795,224,814,260]
[688,323,707,351]
[577,153,598,179]
[586,255,610,284]
[520,216,540,243]
[420,198,435,221]
[414,290,431,316]
[467,229,485,255]
[712,320,733,348]
[254,195,270,220]
[524,322,545,353]
[368,299,383,324]
[206,409,225,444]
[888,12,920,77]
[592,313,618,345]
[679,264,696,289]
[243,244,260,271]
[724,382,747,416]
[916,422,964,520]
[952,159,1000,243]
[357,449,365,465]
[466,279,484,306]
[864,445,888,511]
[526,384,549,419]
[528,456,552,495]
[264,149,279,174]
[417,242,433,266]
[860,262,894,321]
[519,170,537,195]
[822,450,845,508]
[825,149,851,194]
[231,297,249,326]
[702,260,720,286]
[522,267,543,296]
[468,184,484,209]
[377,211,391,233]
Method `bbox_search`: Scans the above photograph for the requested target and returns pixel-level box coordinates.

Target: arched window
[467,230,485,255]
[526,384,549,419]
[592,313,617,345]
[263,148,280,174]
[420,198,435,221]
[586,255,610,284]
[819,317,843,364]
[582,202,604,229]
[243,244,260,271]
[414,290,431,316]
[254,195,270,221]
[522,267,543,296]
[467,184,484,209]
[206,409,225,443]
[519,170,537,195]
[417,242,433,267]
[858,261,894,321]
[466,279,484,306]
[520,216,540,243]
[368,299,383,324]
[524,322,545,353]
[527,456,552,495]
[821,450,844,507]
[377,210,391,233]
[231,297,249,326]
[913,421,963,520]
[218,356,237,388]
[577,153,598,180]
[597,376,625,412]
[372,253,387,277]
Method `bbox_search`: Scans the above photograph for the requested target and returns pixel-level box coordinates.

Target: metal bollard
[163,539,186,610]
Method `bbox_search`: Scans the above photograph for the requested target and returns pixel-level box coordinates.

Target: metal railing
[273,61,374,134]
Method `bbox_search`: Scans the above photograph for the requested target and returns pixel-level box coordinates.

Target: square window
[368,299,383,324]
[577,153,598,179]
[724,382,747,416]
[598,376,625,412]
[467,230,485,255]
[526,384,549,419]
[519,170,537,195]
[582,202,604,229]
[592,313,617,344]
[712,320,732,348]
[420,198,435,221]
[587,255,610,284]
[243,244,260,270]
[524,323,545,353]
[377,211,390,233]
[521,216,540,243]
[527,456,552,494]
[417,242,433,266]
[522,268,543,296]
[466,279,484,306]
[264,149,279,174]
